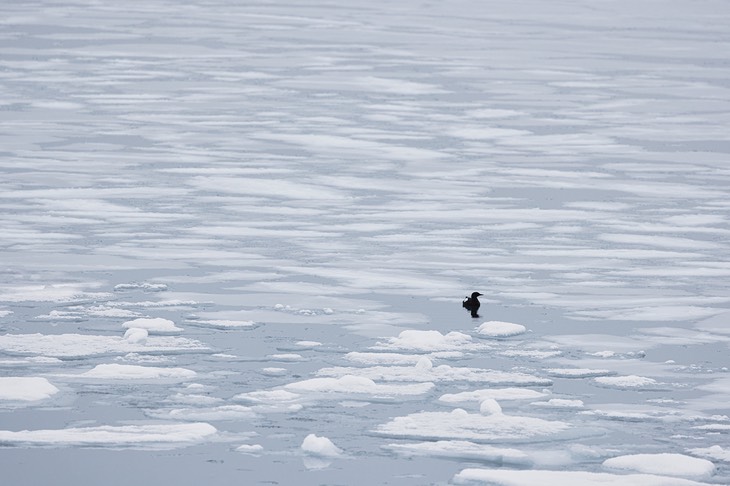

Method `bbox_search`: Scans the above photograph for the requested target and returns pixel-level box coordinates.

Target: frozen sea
[1,0,730,484]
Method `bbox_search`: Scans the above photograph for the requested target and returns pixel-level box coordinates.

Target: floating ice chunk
[70,364,196,381]
[0,377,59,401]
[595,375,659,389]
[268,353,305,361]
[439,388,549,405]
[531,399,584,409]
[295,341,322,348]
[546,368,614,378]
[188,319,257,330]
[261,368,288,376]
[346,352,425,365]
[688,446,730,463]
[0,422,217,449]
[166,393,222,406]
[235,389,301,404]
[603,453,715,480]
[415,356,433,370]
[0,333,208,357]
[477,321,527,338]
[236,444,264,454]
[453,468,715,485]
[285,375,434,397]
[317,365,551,385]
[0,284,110,303]
[123,327,148,344]
[301,433,342,457]
[375,408,570,442]
[0,310,13,318]
[114,282,168,292]
[480,399,502,415]
[149,405,256,421]
[385,440,530,466]
[374,330,488,352]
[122,317,182,333]
[500,349,562,359]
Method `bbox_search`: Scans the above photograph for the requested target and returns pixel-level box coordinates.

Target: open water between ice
[1,1,730,484]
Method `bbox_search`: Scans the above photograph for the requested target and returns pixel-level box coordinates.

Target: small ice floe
[500,349,562,359]
[374,408,570,442]
[267,353,305,362]
[480,399,503,415]
[0,333,208,358]
[594,375,661,389]
[148,405,256,421]
[301,433,343,457]
[261,367,288,376]
[439,388,549,405]
[0,377,60,402]
[124,327,148,344]
[234,389,303,413]
[285,375,434,398]
[316,364,551,386]
[0,283,110,303]
[373,330,490,352]
[0,422,217,449]
[186,319,257,330]
[453,468,716,485]
[531,399,585,409]
[546,368,614,378]
[66,364,196,382]
[114,282,168,292]
[236,443,264,455]
[384,440,531,466]
[476,321,527,338]
[345,351,463,365]
[122,317,182,333]
[603,453,716,480]
[688,445,730,463]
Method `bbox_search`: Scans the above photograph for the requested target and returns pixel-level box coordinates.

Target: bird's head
[471,292,482,298]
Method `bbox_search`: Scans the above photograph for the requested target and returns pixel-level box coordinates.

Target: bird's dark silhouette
[462,291,482,318]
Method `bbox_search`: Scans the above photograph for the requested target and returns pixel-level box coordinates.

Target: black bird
[462,291,482,318]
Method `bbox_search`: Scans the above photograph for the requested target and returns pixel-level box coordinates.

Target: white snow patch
[122,317,182,333]
[236,444,264,454]
[453,468,715,485]
[480,399,503,415]
[261,368,288,376]
[0,377,60,401]
[603,453,715,480]
[0,422,217,449]
[114,282,168,292]
[477,321,527,338]
[188,319,257,329]
[149,405,256,421]
[301,433,342,457]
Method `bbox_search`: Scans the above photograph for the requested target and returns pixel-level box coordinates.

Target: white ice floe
[0,422,217,449]
[301,433,343,457]
[261,367,288,376]
[114,282,168,292]
[594,375,660,389]
[453,468,716,485]
[500,349,562,359]
[479,399,503,415]
[123,327,148,344]
[385,440,530,466]
[0,333,208,357]
[476,321,527,338]
[236,444,264,454]
[187,319,257,330]
[688,446,730,463]
[603,453,716,480]
[285,375,434,397]
[374,408,571,442]
[546,368,614,378]
[67,364,196,381]
[0,283,110,303]
[345,351,462,365]
[0,377,60,402]
[531,399,584,409]
[122,317,182,333]
[148,405,256,421]
[373,330,489,352]
[317,364,551,385]
[439,388,549,405]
